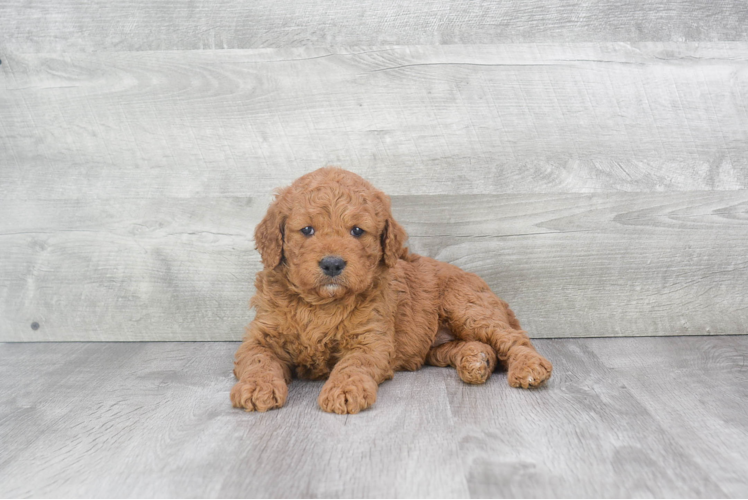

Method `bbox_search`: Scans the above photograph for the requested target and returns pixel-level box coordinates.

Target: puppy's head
[255,167,407,300]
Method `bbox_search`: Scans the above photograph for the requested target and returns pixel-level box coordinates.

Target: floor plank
[588,336,748,498]
[449,339,727,497]
[2,0,747,52]
[1,337,747,498]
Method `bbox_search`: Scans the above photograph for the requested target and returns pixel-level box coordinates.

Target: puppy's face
[254,168,406,301]
[284,194,382,298]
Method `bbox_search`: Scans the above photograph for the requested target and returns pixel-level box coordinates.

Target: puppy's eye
[350,226,365,237]
[300,226,315,236]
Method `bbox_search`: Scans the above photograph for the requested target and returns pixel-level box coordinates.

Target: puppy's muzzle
[319,256,346,277]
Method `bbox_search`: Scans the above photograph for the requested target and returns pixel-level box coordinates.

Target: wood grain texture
[2,43,748,199]
[0,342,469,498]
[1,338,746,497]
[401,191,748,339]
[1,0,747,53]
[0,197,266,341]
[2,191,746,341]
[589,336,748,498]
[448,339,730,497]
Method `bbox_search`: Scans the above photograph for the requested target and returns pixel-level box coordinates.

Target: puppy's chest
[279,316,347,379]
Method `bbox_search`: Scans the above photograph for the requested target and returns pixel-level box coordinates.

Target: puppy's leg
[440,272,552,389]
[427,340,497,384]
[318,343,394,415]
[231,339,292,412]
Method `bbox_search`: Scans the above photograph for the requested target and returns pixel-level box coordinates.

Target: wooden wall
[1,1,747,341]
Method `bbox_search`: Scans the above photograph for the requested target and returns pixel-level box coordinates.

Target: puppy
[231,167,552,414]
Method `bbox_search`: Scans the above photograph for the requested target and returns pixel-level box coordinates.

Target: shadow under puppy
[232,167,552,414]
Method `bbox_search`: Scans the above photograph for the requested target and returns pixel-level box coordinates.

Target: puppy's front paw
[507,349,552,389]
[318,373,378,414]
[231,376,288,412]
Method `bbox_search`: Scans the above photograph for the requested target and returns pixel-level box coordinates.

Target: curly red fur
[231,167,552,414]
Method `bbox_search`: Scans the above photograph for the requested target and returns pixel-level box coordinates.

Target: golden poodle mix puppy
[231,167,552,414]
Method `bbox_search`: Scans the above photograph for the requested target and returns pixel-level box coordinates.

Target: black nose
[319,256,346,277]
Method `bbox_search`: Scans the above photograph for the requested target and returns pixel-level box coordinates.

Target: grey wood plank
[447,339,730,498]
[0,343,109,471]
[588,336,748,498]
[0,196,264,342]
[1,338,746,497]
[0,342,469,498]
[214,369,469,498]
[2,43,748,199]
[1,0,747,53]
[2,190,747,341]
[399,191,748,339]
[0,342,236,498]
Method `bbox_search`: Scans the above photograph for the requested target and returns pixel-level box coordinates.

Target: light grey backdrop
[1,1,747,341]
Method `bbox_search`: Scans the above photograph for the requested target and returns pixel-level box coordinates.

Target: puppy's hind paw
[456,342,497,385]
[231,376,288,412]
[507,349,552,389]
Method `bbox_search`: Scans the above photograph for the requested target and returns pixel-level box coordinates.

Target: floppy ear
[381,216,407,267]
[254,195,287,270]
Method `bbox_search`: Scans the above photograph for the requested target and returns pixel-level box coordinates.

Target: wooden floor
[1,337,746,498]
